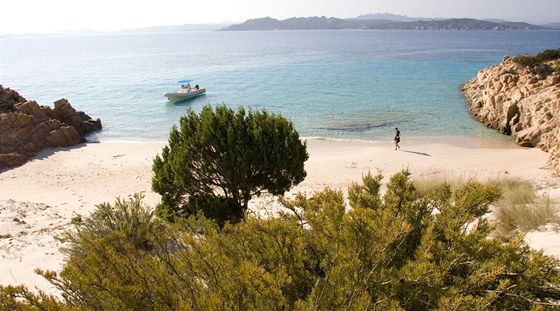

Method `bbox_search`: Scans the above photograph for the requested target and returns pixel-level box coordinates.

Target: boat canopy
[177,79,193,84]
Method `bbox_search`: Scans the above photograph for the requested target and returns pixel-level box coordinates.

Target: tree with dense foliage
[6,171,558,310]
[152,104,308,225]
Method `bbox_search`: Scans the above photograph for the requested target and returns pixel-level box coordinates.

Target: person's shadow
[400,149,431,157]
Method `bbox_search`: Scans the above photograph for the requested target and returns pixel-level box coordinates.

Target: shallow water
[2,30,559,141]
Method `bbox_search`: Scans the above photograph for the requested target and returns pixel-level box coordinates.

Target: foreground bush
[0,285,68,310]
[7,171,560,310]
[152,104,308,226]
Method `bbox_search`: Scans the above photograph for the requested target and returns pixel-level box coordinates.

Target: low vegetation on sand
[414,173,560,235]
[492,178,559,235]
[2,171,559,310]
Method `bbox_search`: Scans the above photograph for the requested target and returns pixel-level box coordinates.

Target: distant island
[220,15,554,31]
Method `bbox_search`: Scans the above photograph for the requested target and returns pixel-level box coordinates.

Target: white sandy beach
[1,137,559,295]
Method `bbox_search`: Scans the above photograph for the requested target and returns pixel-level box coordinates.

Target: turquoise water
[1,30,559,141]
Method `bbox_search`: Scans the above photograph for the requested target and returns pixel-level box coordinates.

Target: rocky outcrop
[462,56,560,176]
[0,86,26,113]
[0,86,102,169]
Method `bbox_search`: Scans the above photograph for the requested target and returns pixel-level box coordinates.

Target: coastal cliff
[462,52,560,176]
[0,86,102,169]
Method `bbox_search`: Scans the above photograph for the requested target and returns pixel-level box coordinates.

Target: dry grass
[492,178,559,235]
[413,170,471,196]
[413,171,560,235]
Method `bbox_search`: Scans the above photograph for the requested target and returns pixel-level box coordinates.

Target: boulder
[462,56,560,176]
[51,98,102,136]
[0,86,102,169]
[0,85,26,113]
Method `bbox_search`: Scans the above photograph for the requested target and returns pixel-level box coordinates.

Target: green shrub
[152,104,308,226]
[502,68,519,75]
[0,285,67,310]
[513,54,539,67]
[28,171,560,310]
[535,49,560,62]
[512,49,560,67]
[63,193,162,251]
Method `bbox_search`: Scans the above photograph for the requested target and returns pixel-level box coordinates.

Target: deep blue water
[1,30,559,141]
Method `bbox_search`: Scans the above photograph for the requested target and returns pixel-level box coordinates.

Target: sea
[1,30,559,142]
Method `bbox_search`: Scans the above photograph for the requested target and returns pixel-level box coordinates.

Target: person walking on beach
[394,127,401,150]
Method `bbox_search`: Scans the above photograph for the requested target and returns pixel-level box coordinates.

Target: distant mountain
[220,16,546,31]
[222,16,353,31]
[352,13,418,22]
[542,23,560,29]
[482,18,511,24]
[352,13,444,22]
[377,18,543,31]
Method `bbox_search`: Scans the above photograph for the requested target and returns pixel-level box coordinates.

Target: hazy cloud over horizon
[1,0,559,34]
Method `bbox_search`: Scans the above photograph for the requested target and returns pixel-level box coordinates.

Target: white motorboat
[164,80,206,101]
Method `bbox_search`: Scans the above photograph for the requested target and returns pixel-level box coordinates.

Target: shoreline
[1,137,558,294]
[92,133,519,148]
[302,134,519,148]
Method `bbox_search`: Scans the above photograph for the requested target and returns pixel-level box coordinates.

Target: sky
[1,0,559,34]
